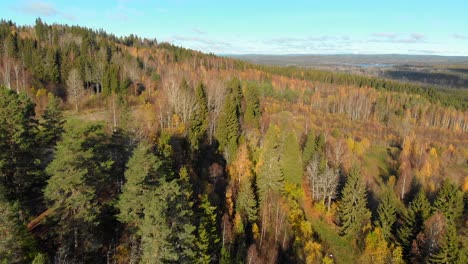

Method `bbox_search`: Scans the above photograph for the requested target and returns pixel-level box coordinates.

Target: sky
[1,0,468,55]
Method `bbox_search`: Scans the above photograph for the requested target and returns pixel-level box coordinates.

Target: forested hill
[1,19,467,264]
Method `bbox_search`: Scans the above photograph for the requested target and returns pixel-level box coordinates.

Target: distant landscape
[232,54,468,89]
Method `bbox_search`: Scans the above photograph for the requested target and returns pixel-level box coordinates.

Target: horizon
[1,1,467,56]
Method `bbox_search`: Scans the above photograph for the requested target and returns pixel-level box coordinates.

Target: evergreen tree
[39,93,64,148]
[44,121,112,260]
[189,82,209,150]
[196,194,220,264]
[216,79,242,161]
[337,166,371,240]
[376,189,397,240]
[117,141,161,229]
[430,223,462,263]
[397,190,432,257]
[302,130,316,169]
[0,87,39,204]
[243,84,261,129]
[281,130,303,185]
[434,180,464,224]
[236,179,258,223]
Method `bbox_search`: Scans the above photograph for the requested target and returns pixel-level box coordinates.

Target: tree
[196,194,220,263]
[216,78,242,161]
[117,141,161,229]
[397,190,432,257]
[44,121,112,260]
[361,228,391,264]
[434,180,464,224]
[281,130,303,185]
[376,189,397,240]
[302,130,316,169]
[189,82,209,150]
[244,83,261,129]
[430,223,462,263]
[337,166,371,240]
[236,179,258,223]
[39,93,64,148]
[66,68,84,111]
[0,87,39,204]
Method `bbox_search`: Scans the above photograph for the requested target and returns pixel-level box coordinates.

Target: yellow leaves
[346,137,355,153]
[304,241,322,264]
[300,221,313,238]
[361,227,390,264]
[225,188,234,216]
[463,177,468,192]
[252,223,260,240]
[228,143,253,187]
[233,212,244,235]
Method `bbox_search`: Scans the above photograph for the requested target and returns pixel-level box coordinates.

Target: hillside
[0,19,467,264]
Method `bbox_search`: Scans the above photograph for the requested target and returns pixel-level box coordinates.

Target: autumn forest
[0,19,467,264]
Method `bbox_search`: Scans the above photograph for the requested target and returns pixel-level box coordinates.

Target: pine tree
[189,82,209,150]
[196,194,220,264]
[376,189,397,240]
[281,130,303,185]
[337,166,371,239]
[44,121,112,260]
[434,180,464,224]
[117,141,161,229]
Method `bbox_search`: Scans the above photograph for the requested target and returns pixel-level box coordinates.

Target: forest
[0,19,467,264]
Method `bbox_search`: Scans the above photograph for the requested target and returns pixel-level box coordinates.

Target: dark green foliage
[216,78,242,161]
[0,87,39,204]
[196,194,220,263]
[375,189,397,240]
[117,141,161,229]
[434,180,464,224]
[243,83,261,128]
[430,223,462,263]
[44,121,113,260]
[397,190,432,256]
[39,93,64,147]
[236,179,258,223]
[281,130,303,185]
[337,167,371,240]
[257,125,284,204]
[189,82,209,150]
[302,130,316,168]
[0,189,37,263]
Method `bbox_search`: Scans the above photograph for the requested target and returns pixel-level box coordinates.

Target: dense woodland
[0,19,467,264]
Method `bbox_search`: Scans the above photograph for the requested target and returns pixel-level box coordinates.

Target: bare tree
[66,68,84,112]
[306,155,339,210]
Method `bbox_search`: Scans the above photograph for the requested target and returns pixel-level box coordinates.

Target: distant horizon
[1,1,467,56]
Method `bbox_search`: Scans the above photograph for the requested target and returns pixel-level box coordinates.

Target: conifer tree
[40,93,64,147]
[236,179,258,223]
[337,166,371,239]
[196,194,220,264]
[434,180,464,224]
[302,130,316,169]
[44,121,112,260]
[189,82,209,150]
[430,223,462,263]
[376,189,397,240]
[281,130,303,185]
[243,84,261,128]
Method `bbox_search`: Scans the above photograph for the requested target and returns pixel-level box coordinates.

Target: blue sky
[1,0,468,55]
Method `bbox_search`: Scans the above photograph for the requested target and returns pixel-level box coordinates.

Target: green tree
[337,166,371,240]
[189,82,209,150]
[39,93,64,147]
[236,179,258,223]
[196,194,220,263]
[434,180,464,224]
[281,130,303,185]
[0,87,39,204]
[430,223,462,263]
[243,83,261,128]
[397,190,432,257]
[44,121,112,260]
[376,189,397,240]
[216,78,242,161]
[302,130,316,169]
